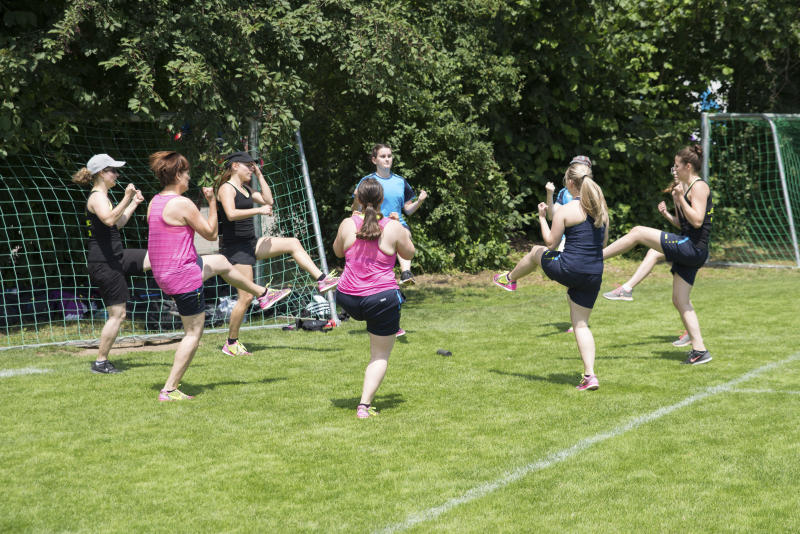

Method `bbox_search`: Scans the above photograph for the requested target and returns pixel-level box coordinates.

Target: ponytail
[71,167,96,187]
[213,166,235,195]
[354,178,385,241]
[579,177,609,228]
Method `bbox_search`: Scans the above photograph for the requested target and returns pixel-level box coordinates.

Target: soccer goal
[701,113,800,268]
[0,121,335,350]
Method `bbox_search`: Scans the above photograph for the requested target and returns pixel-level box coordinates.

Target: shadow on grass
[151,376,287,393]
[654,349,688,362]
[539,322,573,337]
[329,393,406,412]
[489,368,575,385]
[237,343,338,353]
[113,360,173,371]
[612,334,683,348]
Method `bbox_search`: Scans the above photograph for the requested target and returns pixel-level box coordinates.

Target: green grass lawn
[1,259,799,533]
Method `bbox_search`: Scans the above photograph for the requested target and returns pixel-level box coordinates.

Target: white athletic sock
[622,284,633,292]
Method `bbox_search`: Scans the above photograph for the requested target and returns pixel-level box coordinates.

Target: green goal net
[0,122,332,349]
[702,113,800,267]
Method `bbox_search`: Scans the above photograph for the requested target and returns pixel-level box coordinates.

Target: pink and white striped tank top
[337,215,399,297]
[147,194,202,295]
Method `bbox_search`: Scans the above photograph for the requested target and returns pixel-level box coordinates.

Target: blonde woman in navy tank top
[333,178,415,418]
[494,161,609,391]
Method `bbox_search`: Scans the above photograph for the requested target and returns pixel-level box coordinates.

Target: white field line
[730,388,800,394]
[0,367,51,378]
[375,352,800,534]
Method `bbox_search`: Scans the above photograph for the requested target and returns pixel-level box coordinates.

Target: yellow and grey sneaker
[158,386,194,402]
[222,340,251,356]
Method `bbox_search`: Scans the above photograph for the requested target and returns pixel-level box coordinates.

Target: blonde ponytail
[71,167,95,187]
[579,177,609,228]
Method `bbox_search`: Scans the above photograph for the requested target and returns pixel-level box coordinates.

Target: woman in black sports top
[603,145,714,366]
[72,154,150,374]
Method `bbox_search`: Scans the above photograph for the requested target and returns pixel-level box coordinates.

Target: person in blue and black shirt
[353,144,427,286]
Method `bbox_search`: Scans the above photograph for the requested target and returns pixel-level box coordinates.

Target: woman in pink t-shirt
[333,178,415,419]
[146,151,275,402]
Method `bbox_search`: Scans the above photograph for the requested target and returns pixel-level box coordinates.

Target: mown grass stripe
[0,367,51,378]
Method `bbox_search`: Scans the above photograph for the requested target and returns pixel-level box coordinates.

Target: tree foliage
[1,0,798,270]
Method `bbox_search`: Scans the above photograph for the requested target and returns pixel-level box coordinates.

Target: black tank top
[560,213,605,274]
[678,180,713,250]
[85,190,123,263]
[218,182,256,245]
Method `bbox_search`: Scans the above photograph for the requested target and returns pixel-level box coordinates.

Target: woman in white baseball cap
[72,154,151,374]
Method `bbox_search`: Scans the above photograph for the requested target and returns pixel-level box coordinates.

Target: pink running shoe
[396,328,406,337]
[672,330,691,347]
[575,374,599,391]
[159,387,194,401]
[493,271,517,291]
[356,404,378,419]
[222,340,251,356]
[257,288,291,310]
[317,271,340,293]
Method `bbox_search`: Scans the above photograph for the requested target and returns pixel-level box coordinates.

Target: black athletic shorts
[540,250,603,309]
[335,288,404,336]
[170,286,205,317]
[660,232,708,286]
[220,237,258,266]
[87,249,147,306]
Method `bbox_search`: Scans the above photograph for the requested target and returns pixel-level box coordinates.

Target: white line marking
[376,352,800,534]
[0,367,51,378]
[731,388,800,395]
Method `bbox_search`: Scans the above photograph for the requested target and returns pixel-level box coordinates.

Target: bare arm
[333,218,356,258]
[403,190,427,216]
[168,188,218,241]
[658,200,680,229]
[391,221,416,260]
[218,183,271,221]
[249,166,274,207]
[672,181,709,229]
[545,182,556,220]
[88,184,138,227]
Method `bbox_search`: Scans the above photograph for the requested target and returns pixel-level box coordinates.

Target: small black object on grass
[436,349,452,357]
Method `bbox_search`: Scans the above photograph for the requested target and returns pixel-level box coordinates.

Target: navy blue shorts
[540,250,603,309]
[660,232,708,286]
[87,248,147,306]
[335,288,404,336]
[220,237,258,266]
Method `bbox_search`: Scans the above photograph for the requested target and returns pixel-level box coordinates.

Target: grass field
[1,259,799,533]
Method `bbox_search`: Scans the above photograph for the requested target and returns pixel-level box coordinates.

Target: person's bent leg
[256,236,323,279]
[142,252,151,272]
[625,249,665,289]
[509,245,547,281]
[568,297,595,376]
[227,264,254,341]
[163,312,205,392]
[360,333,395,406]
[201,254,265,296]
[603,226,664,260]
[672,275,706,352]
[96,302,126,362]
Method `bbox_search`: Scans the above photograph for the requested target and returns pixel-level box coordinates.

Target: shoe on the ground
[222,340,251,356]
[672,330,691,347]
[356,404,379,419]
[396,328,406,337]
[576,374,599,391]
[603,284,633,301]
[91,360,121,374]
[317,271,340,293]
[682,349,712,365]
[493,271,517,291]
[399,270,416,285]
[257,288,292,310]
[158,387,194,401]
[566,326,574,333]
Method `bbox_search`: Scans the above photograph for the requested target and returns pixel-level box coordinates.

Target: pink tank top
[337,216,399,296]
[147,194,202,295]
